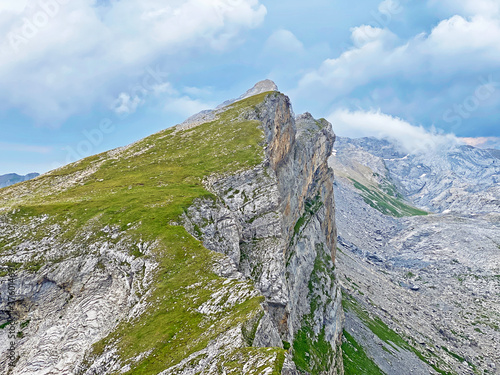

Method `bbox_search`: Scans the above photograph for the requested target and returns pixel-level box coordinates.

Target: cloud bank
[459,137,500,149]
[295,0,500,138]
[328,109,459,153]
[0,0,266,124]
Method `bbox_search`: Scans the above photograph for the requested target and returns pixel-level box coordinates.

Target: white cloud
[297,8,500,101]
[298,27,402,98]
[164,96,216,118]
[329,109,459,153]
[112,93,144,115]
[0,0,28,13]
[350,25,396,47]
[265,29,304,53]
[0,0,267,124]
[429,0,500,18]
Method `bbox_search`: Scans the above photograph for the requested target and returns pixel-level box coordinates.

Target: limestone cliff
[0,82,342,374]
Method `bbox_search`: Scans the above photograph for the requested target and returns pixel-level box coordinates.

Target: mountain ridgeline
[0,173,39,189]
[0,82,344,374]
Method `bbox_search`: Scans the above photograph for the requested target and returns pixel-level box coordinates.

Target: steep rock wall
[183,93,343,374]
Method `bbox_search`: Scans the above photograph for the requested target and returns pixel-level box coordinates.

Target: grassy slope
[342,330,385,375]
[349,178,428,218]
[0,92,286,374]
[342,293,455,375]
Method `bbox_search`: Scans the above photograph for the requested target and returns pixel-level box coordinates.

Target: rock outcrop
[183,95,343,374]
[0,83,342,374]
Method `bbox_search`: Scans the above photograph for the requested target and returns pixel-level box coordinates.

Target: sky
[0,0,499,175]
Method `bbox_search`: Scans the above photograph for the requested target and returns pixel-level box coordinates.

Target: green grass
[342,330,385,375]
[224,348,286,374]
[342,292,455,375]
[292,244,336,374]
[0,92,287,374]
[349,178,428,217]
[342,293,408,351]
[293,194,323,237]
[293,326,333,373]
[441,346,466,363]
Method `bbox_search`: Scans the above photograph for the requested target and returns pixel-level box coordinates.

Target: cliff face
[0,83,342,374]
[183,93,343,374]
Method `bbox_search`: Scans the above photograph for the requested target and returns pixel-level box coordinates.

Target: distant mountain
[488,148,500,159]
[330,136,500,375]
[332,137,500,214]
[0,173,39,188]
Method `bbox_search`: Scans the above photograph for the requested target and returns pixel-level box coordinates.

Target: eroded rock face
[0,84,342,375]
[331,136,500,375]
[0,222,157,375]
[183,94,343,374]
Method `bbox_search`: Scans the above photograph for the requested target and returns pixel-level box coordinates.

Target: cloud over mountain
[0,0,266,124]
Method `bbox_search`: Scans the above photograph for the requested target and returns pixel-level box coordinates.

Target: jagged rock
[183,90,343,374]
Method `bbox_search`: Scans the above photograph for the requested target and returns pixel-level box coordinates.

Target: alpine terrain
[0,81,344,375]
[331,137,500,375]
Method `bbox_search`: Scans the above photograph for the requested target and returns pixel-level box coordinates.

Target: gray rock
[183,92,344,374]
[0,84,343,375]
[331,136,500,375]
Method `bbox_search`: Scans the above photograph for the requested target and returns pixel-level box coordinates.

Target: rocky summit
[0,82,344,375]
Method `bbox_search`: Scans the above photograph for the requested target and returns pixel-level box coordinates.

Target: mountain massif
[0,82,343,375]
[1,81,498,375]
[331,137,500,375]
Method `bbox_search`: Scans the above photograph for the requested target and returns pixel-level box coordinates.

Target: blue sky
[0,0,499,174]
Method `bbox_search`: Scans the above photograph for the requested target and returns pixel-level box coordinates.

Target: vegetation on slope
[292,244,337,373]
[349,178,428,217]
[342,293,456,375]
[0,92,287,374]
[342,330,385,375]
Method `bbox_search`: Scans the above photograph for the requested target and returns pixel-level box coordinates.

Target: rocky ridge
[0,82,343,374]
[334,137,500,214]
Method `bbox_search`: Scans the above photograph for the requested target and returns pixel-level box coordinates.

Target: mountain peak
[239,79,278,100]
[181,80,279,130]
[216,80,278,110]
